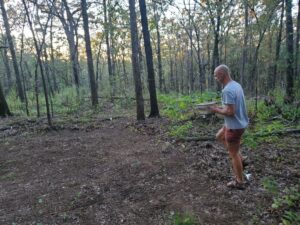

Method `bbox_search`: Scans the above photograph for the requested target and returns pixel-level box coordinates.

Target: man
[209,64,249,189]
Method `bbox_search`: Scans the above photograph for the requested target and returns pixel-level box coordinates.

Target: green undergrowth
[158,92,219,139]
[158,90,299,147]
[244,91,300,149]
[6,87,135,123]
[158,92,218,122]
[263,177,300,225]
[168,212,199,225]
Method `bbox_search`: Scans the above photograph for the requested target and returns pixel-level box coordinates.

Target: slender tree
[49,0,81,90]
[103,0,115,98]
[129,0,145,120]
[22,0,52,126]
[207,0,221,89]
[138,0,159,117]
[285,0,294,101]
[295,0,300,80]
[0,40,13,93]
[0,0,25,102]
[81,0,98,106]
[273,0,284,89]
[241,0,249,87]
[152,1,164,93]
[0,80,12,117]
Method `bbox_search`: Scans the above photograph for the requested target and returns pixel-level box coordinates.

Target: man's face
[214,69,224,83]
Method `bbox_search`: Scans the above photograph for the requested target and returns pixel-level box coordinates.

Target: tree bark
[273,1,284,90]
[295,0,300,81]
[81,0,98,106]
[103,0,115,99]
[0,38,13,93]
[22,0,52,126]
[138,0,160,117]
[50,17,59,92]
[0,0,25,102]
[285,0,294,101]
[153,2,164,93]
[52,0,80,90]
[0,80,12,117]
[241,0,249,88]
[208,0,221,90]
[129,0,145,120]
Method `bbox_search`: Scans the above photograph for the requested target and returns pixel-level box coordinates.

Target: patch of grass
[169,212,199,225]
[262,177,300,225]
[0,172,16,181]
[158,92,218,122]
[168,122,193,138]
[262,176,279,195]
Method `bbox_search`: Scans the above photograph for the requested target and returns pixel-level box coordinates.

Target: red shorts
[224,127,245,144]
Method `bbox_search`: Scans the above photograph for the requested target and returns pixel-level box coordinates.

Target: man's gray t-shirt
[222,80,249,129]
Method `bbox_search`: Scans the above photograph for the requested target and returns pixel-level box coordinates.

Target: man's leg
[227,141,244,183]
[216,127,245,169]
[216,127,226,147]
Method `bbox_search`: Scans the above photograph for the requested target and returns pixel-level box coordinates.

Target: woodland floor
[0,113,299,225]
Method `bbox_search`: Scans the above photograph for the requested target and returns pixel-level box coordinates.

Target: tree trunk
[129,0,145,121]
[241,0,249,88]
[138,0,160,117]
[20,18,29,116]
[121,45,129,94]
[81,0,98,106]
[273,0,284,90]
[0,80,12,117]
[153,2,163,93]
[285,0,294,101]
[0,0,25,102]
[50,17,59,92]
[210,0,221,90]
[0,35,13,93]
[22,0,52,126]
[194,27,205,93]
[56,0,80,90]
[295,0,300,81]
[103,0,115,99]
[0,38,13,94]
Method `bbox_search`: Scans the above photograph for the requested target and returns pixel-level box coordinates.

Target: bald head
[214,64,232,84]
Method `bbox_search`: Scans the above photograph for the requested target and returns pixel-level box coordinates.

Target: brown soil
[0,115,299,225]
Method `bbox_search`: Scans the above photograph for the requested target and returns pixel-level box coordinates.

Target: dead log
[176,136,215,142]
[253,128,300,137]
[176,129,300,142]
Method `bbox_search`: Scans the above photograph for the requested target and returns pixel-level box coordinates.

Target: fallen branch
[253,128,300,137]
[176,136,215,142]
[176,128,300,142]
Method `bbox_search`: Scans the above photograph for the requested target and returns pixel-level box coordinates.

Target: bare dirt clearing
[0,116,299,225]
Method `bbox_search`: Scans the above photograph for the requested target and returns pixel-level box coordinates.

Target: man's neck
[223,78,232,86]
